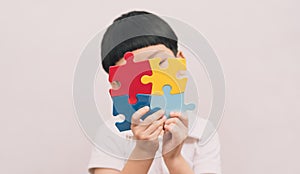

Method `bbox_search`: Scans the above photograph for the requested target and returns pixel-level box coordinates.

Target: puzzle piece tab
[141,58,187,95]
[146,85,195,117]
[112,94,159,132]
[109,52,152,104]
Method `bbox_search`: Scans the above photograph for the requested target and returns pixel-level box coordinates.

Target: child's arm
[164,154,194,174]
[162,112,194,174]
[94,106,166,174]
[121,107,166,173]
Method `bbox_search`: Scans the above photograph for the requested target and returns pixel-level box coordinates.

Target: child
[88,11,221,174]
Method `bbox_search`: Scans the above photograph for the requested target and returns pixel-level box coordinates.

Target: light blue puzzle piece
[150,85,195,117]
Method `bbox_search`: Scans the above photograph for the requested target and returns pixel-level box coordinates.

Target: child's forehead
[133,50,173,61]
[116,51,172,66]
[114,44,177,66]
[132,44,172,54]
[127,44,175,60]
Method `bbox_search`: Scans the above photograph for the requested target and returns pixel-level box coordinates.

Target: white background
[1,0,299,173]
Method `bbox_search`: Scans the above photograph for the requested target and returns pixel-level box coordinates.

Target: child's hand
[130,106,166,157]
[162,112,188,161]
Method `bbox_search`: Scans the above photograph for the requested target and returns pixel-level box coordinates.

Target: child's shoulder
[188,115,219,142]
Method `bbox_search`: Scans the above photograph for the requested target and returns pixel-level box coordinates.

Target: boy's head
[101,11,184,73]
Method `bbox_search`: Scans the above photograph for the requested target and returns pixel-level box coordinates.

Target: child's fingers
[144,116,166,135]
[169,111,184,119]
[164,117,185,130]
[142,109,165,126]
[149,126,163,140]
[169,111,188,126]
[131,106,150,125]
[163,123,177,133]
[165,117,180,125]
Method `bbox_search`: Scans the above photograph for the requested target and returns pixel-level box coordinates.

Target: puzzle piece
[109,52,152,104]
[141,58,187,95]
[112,94,160,132]
[145,85,195,117]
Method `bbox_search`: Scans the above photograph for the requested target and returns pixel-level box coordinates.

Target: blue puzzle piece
[112,95,159,132]
[148,85,195,117]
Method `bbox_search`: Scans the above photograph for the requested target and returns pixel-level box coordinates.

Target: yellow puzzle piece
[141,57,188,95]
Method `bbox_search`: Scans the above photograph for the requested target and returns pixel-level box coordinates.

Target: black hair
[101,11,178,73]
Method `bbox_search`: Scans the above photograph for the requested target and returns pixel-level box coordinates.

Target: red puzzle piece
[109,52,152,104]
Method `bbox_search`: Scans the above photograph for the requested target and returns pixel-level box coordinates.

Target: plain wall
[0,0,299,173]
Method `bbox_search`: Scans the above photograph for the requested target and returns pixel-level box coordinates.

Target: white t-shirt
[88,117,222,174]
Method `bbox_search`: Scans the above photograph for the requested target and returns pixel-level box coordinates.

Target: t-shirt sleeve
[88,147,125,174]
[87,118,134,174]
[193,132,222,174]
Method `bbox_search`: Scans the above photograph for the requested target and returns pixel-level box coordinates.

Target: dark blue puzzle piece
[112,95,159,132]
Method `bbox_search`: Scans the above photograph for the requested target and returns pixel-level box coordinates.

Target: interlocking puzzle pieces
[112,86,195,132]
[109,52,152,104]
[112,94,160,132]
[138,85,195,118]
[110,53,193,131]
[141,57,188,96]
